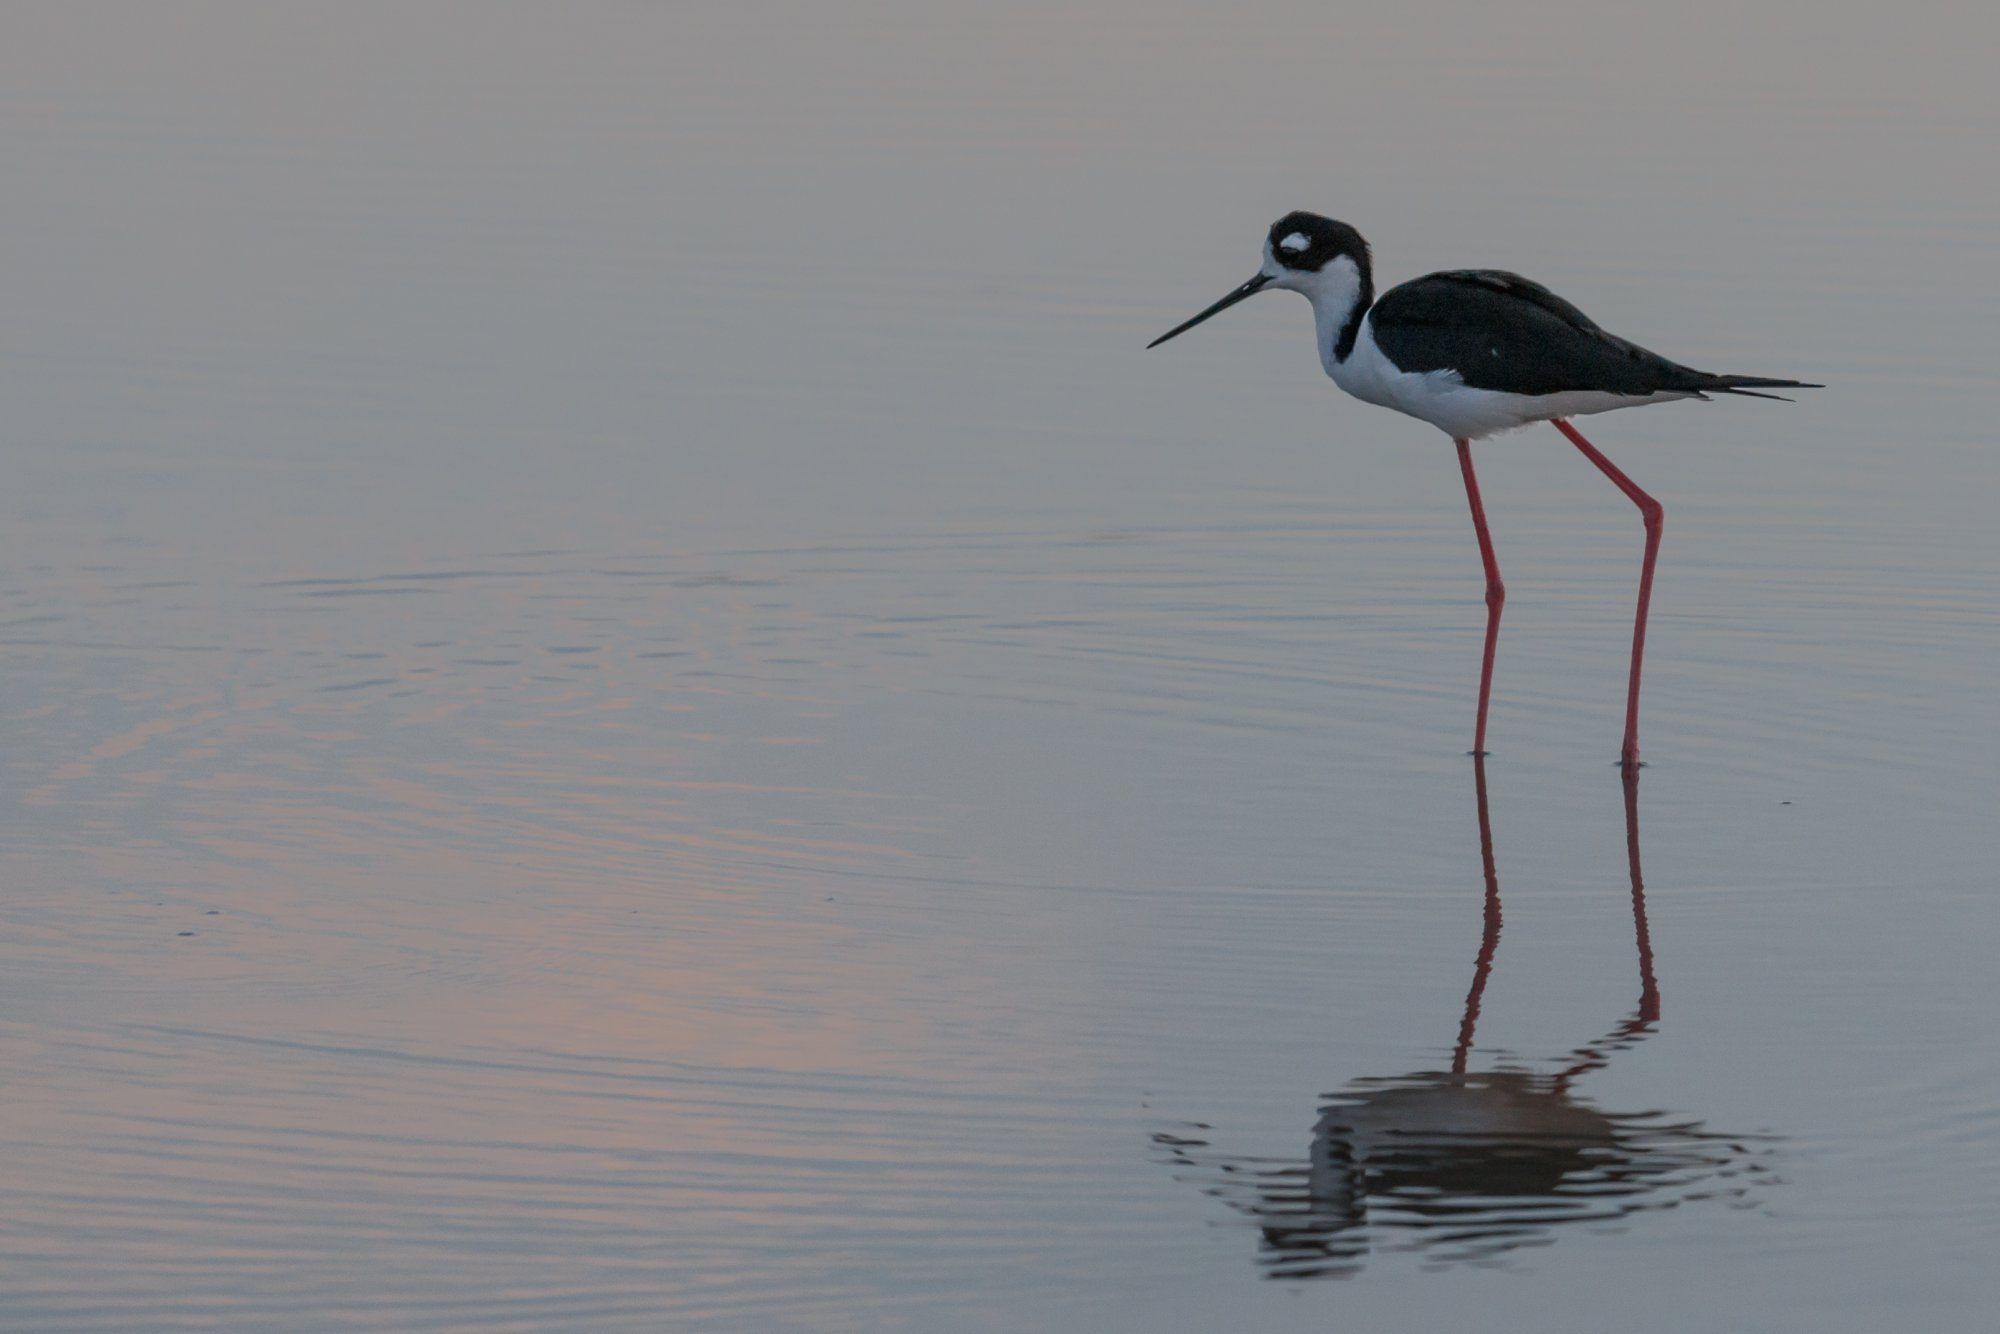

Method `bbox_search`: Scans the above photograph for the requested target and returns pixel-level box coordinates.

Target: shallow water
[4,2,1998,1330]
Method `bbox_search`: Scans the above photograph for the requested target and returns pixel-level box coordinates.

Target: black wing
[1369,270,1809,398]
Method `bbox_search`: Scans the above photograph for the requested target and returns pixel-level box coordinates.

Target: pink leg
[1455,439,1505,758]
[1551,418,1662,769]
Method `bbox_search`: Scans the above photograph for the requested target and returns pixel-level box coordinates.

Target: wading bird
[1149,212,1818,767]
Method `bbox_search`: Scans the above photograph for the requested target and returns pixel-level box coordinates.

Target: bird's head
[1148,211,1371,348]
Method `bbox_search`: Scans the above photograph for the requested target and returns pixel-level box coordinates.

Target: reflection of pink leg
[1454,439,1505,758]
[1624,767,1660,1024]
[1551,418,1662,769]
[1554,768,1660,1094]
[1452,757,1503,1075]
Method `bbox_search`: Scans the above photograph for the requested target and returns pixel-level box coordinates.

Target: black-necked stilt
[1149,211,1820,768]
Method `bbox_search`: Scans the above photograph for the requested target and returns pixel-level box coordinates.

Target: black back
[1369,270,1715,397]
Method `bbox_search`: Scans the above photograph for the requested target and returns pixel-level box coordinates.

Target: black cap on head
[1267,211,1369,273]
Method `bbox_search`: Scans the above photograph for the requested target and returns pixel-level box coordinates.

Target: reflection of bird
[1154,766,1776,1279]
[1149,213,1820,767]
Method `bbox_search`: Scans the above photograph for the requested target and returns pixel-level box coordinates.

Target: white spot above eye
[1279,232,1311,253]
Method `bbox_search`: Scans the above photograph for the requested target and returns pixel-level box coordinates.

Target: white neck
[1289,255,1370,374]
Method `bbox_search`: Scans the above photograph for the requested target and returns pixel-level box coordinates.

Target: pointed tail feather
[1704,373,1822,403]
[1711,386,1798,402]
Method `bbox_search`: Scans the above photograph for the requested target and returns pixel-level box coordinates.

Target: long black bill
[1147,272,1273,349]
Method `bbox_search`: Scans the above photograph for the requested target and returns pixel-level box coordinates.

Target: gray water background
[3,2,1997,1329]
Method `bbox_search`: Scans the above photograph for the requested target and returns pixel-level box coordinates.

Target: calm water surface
[4,3,1997,1330]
